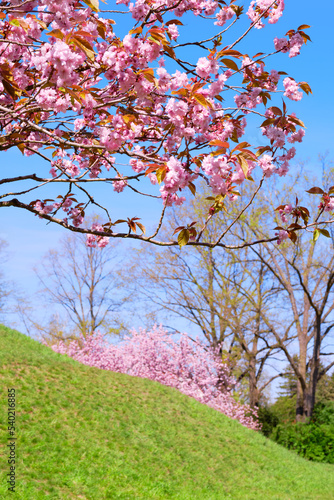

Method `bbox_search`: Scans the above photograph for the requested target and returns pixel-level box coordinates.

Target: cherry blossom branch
[2,198,332,251]
[228,0,279,50]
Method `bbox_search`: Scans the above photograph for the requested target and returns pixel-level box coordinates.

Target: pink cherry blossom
[274,37,289,53]
[279,204,293,222]
[288,128,305,143]
[49,326,260,430]
[274,33,304,58]
[283,78,303,101]
[113,175,128,193]
[165,98,188,124]
[0,0,312,246]
[247,0,285,29]
[86,222,110,248]
[289,33,304,58]
[258,155,276,177]
[276,229,289,245]
[215,6,234,27]
[196,57,219,79]
[327,200,334,212]
[167,24,179,41]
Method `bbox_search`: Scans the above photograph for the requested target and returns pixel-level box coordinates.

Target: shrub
[311,401,334,426]
[271,419,334,464]
[257,406,280,437]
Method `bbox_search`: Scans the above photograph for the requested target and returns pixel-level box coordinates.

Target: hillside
[0,325,333,499]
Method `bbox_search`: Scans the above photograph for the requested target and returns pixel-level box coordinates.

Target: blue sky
[1,0,334,360]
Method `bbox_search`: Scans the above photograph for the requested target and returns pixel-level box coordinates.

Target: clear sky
[1,0,334,359]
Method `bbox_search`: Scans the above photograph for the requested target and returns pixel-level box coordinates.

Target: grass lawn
[0,324,333,499]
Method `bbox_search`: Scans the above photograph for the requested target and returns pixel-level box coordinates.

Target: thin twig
[214,175,265,247]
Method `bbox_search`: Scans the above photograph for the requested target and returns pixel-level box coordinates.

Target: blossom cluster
[247,0,285,28]
[275,229,289,245]
[274,32,304,58]
[278,204,293,223]
[86,223,109,248]
[283,78,303,101]
[49,326,260,430]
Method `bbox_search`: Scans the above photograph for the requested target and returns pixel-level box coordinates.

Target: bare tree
[124,163,334,415]
[248,235,334,420]
[236,164,334,420]
[33,231,128,344]
[124,192,287,407]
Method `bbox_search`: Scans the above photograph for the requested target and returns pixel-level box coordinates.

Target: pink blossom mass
[0,0,323,248]
[49,326,259,430]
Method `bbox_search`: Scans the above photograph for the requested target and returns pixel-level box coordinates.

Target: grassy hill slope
[0,325,333,499]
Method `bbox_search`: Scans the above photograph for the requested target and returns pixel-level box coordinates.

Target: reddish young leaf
[306,187,325,195]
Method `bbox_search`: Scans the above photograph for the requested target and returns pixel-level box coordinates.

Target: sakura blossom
[167,24,179,41]
[258,155,276,177]
[0,0,315,248]
[49,326,260,430]
[165,98,189,124]
[278,204,293,222]
[288,129,305,144]
[276,229,289,245]
[112,175,128,193]
[196,57,219,79]
[215,6,235,26]
[283,78,303,101]
[247,0,285,28]
[86,223,110,248]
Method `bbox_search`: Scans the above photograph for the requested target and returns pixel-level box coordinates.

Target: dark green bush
[311,401,334,426]
[257,406,279,437]
[271,419,334,464]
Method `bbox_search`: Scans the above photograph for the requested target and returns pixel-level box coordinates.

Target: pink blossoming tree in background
[0,0,332,248]
[50,325,260,429]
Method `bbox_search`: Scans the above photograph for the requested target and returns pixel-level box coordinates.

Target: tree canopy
[1,0,331,248]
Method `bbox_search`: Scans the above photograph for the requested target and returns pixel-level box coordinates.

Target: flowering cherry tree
[0,0,330,248]
[50,325,260,429]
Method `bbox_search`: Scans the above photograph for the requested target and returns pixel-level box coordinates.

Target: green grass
[0,325,333,499]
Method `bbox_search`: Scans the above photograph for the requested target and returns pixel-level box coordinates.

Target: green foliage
[257,406,279,437]
[316,372,334,404]
[271,422,334,464]
[311,401,334,426]
[1,324,334,499]
[270,402,334,464]
[270,395,297,424]
[277,357,299,398]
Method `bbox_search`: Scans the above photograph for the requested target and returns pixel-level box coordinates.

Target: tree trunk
[248,331,259,408]
[304,389,313,419]
[307,314,322,418]
[295,316,322,420]
[249,357,259,408]
[296,341,307,422]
